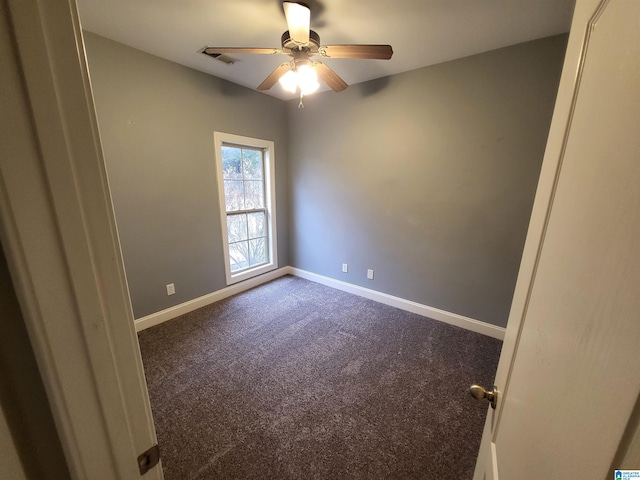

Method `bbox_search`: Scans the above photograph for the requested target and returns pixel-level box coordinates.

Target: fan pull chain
[298,92,305,108]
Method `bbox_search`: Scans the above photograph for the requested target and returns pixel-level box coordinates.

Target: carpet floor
[138,275,502,480]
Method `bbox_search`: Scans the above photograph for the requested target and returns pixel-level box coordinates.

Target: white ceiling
[76,0,575,101]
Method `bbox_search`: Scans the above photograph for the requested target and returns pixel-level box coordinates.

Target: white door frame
[0,1,161,478]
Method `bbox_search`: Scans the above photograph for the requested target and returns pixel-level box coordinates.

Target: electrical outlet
[367,269,374,280]
[166,283,175,295]
[342,263,348,273]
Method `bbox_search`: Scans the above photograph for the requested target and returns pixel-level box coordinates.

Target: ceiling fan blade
[283,2,310,45]
[314,62,348,92]
[203,47,281,56]
[320,45,393,60]
[257,63,292,91]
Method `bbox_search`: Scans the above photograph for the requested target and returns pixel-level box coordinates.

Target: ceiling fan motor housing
[281,29,320,53]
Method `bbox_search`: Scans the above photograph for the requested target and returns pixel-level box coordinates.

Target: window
[214,132,277,285]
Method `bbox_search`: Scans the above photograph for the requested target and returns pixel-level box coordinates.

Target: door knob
[470,384,497,409]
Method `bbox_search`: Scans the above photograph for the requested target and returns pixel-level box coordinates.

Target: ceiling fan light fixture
[279,69,298,93]
[298,64,319,94]
[278,64,319,95]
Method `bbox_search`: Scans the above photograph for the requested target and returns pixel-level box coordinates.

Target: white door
[473,0,640,478]
[1,1,162,478]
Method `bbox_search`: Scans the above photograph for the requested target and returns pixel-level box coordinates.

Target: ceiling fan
[202,1,393,105]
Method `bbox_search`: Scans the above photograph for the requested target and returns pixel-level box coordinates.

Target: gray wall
[84,33,290,318]
[85,33,566,327]
[287,35,567,327]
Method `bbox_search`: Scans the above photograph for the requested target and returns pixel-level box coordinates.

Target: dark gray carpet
[138,275,501,480]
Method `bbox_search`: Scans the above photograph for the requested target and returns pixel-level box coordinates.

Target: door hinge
[137,444,160,475]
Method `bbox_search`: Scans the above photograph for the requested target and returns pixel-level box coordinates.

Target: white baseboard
[134,267,290,331]
[288,267,505,340]
[135,265,505,341]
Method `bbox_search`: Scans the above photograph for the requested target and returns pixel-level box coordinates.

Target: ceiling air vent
[201,49,237,65]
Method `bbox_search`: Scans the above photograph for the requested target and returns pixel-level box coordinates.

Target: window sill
[226,261,277,286]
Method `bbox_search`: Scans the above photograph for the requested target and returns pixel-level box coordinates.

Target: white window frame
[214,132,278,285]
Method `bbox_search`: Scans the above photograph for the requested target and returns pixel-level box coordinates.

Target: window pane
[242,149,263,180]
[244,181,264,209]
[248,238,267,267]
[221,146,242,180]
[227,213,248,243]
[229,241,249,272]
[224,180,245,211]
[247,211,266,239]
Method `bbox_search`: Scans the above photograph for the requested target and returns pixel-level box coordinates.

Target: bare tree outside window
[221,145,268,273]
